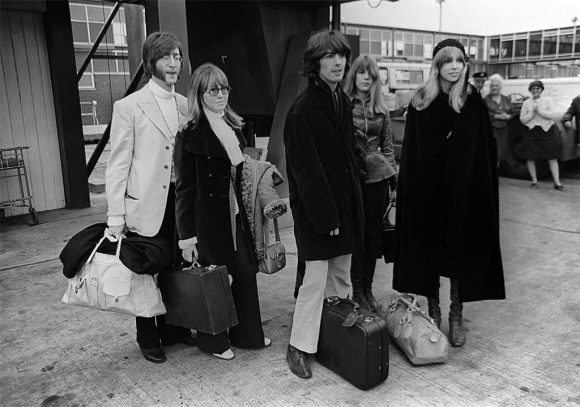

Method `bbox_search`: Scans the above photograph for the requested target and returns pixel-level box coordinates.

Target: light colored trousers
[289,254,352,353]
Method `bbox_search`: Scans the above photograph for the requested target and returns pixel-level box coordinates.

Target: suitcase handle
[325,296,360,311]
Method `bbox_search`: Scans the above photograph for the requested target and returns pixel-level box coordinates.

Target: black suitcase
[316,296,389,390]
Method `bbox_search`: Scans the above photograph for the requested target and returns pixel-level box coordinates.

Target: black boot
[363,258,378,313]
[427,279,441,328]
[350,252,371,310]
[449,279,466,347]
[352,276,371,311]
[427,296,441,328]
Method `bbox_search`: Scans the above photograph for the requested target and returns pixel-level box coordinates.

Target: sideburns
[153,64,165,81]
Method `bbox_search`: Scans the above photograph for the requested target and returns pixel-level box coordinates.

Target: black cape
[393,86,505,302]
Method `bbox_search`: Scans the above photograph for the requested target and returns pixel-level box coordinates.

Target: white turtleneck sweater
[148,79,179,182]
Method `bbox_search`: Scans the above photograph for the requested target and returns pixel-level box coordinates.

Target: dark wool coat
[393,85,506,303]
[174,116,255,271]
[60,223,172,277]
[284,79,364,261]
[562,95,580,144]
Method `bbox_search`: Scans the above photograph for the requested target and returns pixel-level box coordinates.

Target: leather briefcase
[316,297,389,390]
[158,264,238,335]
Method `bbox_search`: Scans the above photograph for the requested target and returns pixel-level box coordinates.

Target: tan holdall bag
[379,293,448,365]
[62,235,166,317]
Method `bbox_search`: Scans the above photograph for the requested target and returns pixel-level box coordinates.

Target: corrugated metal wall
[0,9,65,216]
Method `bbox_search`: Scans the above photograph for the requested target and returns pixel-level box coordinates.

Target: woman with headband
[393,39,505,347]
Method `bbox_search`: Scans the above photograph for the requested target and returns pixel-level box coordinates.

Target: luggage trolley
[0,146,39,225]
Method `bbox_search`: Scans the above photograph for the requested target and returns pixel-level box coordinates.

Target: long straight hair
[180,63,244,130]
[411,46,470,113]
[343,55,387,116]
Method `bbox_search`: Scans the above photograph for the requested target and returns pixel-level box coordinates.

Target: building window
[477,39,484,61]
[394,32,404,57]
[529,33,542,57]
[543,33,557,56]
[370,30,381,56]
[576,29,580,53]
[78,73,95,89]
[489,38,500,60]
[501,38,513,59]
[403,33,413,56]
[559,32,573,55]
[515,38,527,58]
[381,31,392,57]
[112,22,127,47]
[423,35,433,59]
[468,38,478,60]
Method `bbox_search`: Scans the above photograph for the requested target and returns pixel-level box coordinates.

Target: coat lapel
[137,87,175,142]
[184,118,229,160]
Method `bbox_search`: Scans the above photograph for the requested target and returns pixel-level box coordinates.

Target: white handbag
[62,235,166,317]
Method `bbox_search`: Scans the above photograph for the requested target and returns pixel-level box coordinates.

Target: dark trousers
[136,183,189,348]
[350,179,389,282]
[196,217,265,354]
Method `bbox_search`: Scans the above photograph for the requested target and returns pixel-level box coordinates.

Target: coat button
[207,156,211,160]
[209,193,213,197]
[164,165,169,169]
[208,173,213,177]
[163,185,167,189]
[165,146,170,150]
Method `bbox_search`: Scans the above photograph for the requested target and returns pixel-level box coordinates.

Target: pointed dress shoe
[286,345,312,378]
[139,346,166,363]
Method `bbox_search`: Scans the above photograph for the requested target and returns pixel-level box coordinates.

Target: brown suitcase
[316,296,389,390]
[158,264,237,334]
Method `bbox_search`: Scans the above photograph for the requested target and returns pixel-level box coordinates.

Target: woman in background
[343,55,397,312]
[174,63,271,360]
[484,73,513,166]
[394,39,505,347]
[520,80,565,190]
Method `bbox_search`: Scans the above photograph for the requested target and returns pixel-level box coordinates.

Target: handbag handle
[263,218,281,246]
[383,202,395,227]
[86,234,123,264]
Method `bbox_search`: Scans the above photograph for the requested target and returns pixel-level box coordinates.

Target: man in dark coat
[283,30,364,379]
[562,94,580,146]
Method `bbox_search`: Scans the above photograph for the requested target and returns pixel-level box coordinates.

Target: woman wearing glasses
[174,63,271,360]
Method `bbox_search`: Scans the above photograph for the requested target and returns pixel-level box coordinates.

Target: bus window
[379,67,389,86]
[394,69,424,86]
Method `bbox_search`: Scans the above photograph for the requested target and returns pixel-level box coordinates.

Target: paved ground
[0,173,579,407]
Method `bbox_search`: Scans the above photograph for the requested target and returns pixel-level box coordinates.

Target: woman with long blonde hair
[343,55,397,312]
[394,39,505,348]
[174,63,271,360]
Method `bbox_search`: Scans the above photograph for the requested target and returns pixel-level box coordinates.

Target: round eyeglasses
[205,86,231,97]
[161,54,183,64]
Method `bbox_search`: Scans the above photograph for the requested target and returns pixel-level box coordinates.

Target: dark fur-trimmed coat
[283,79,363,261]
[394,85,505,303]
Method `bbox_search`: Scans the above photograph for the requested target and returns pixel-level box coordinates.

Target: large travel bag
[316,296,389,390]
[158,264,238,335]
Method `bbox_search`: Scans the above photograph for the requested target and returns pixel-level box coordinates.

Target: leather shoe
[161,333,197,347]
[139,346,166,363]
[286,345,311,379]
